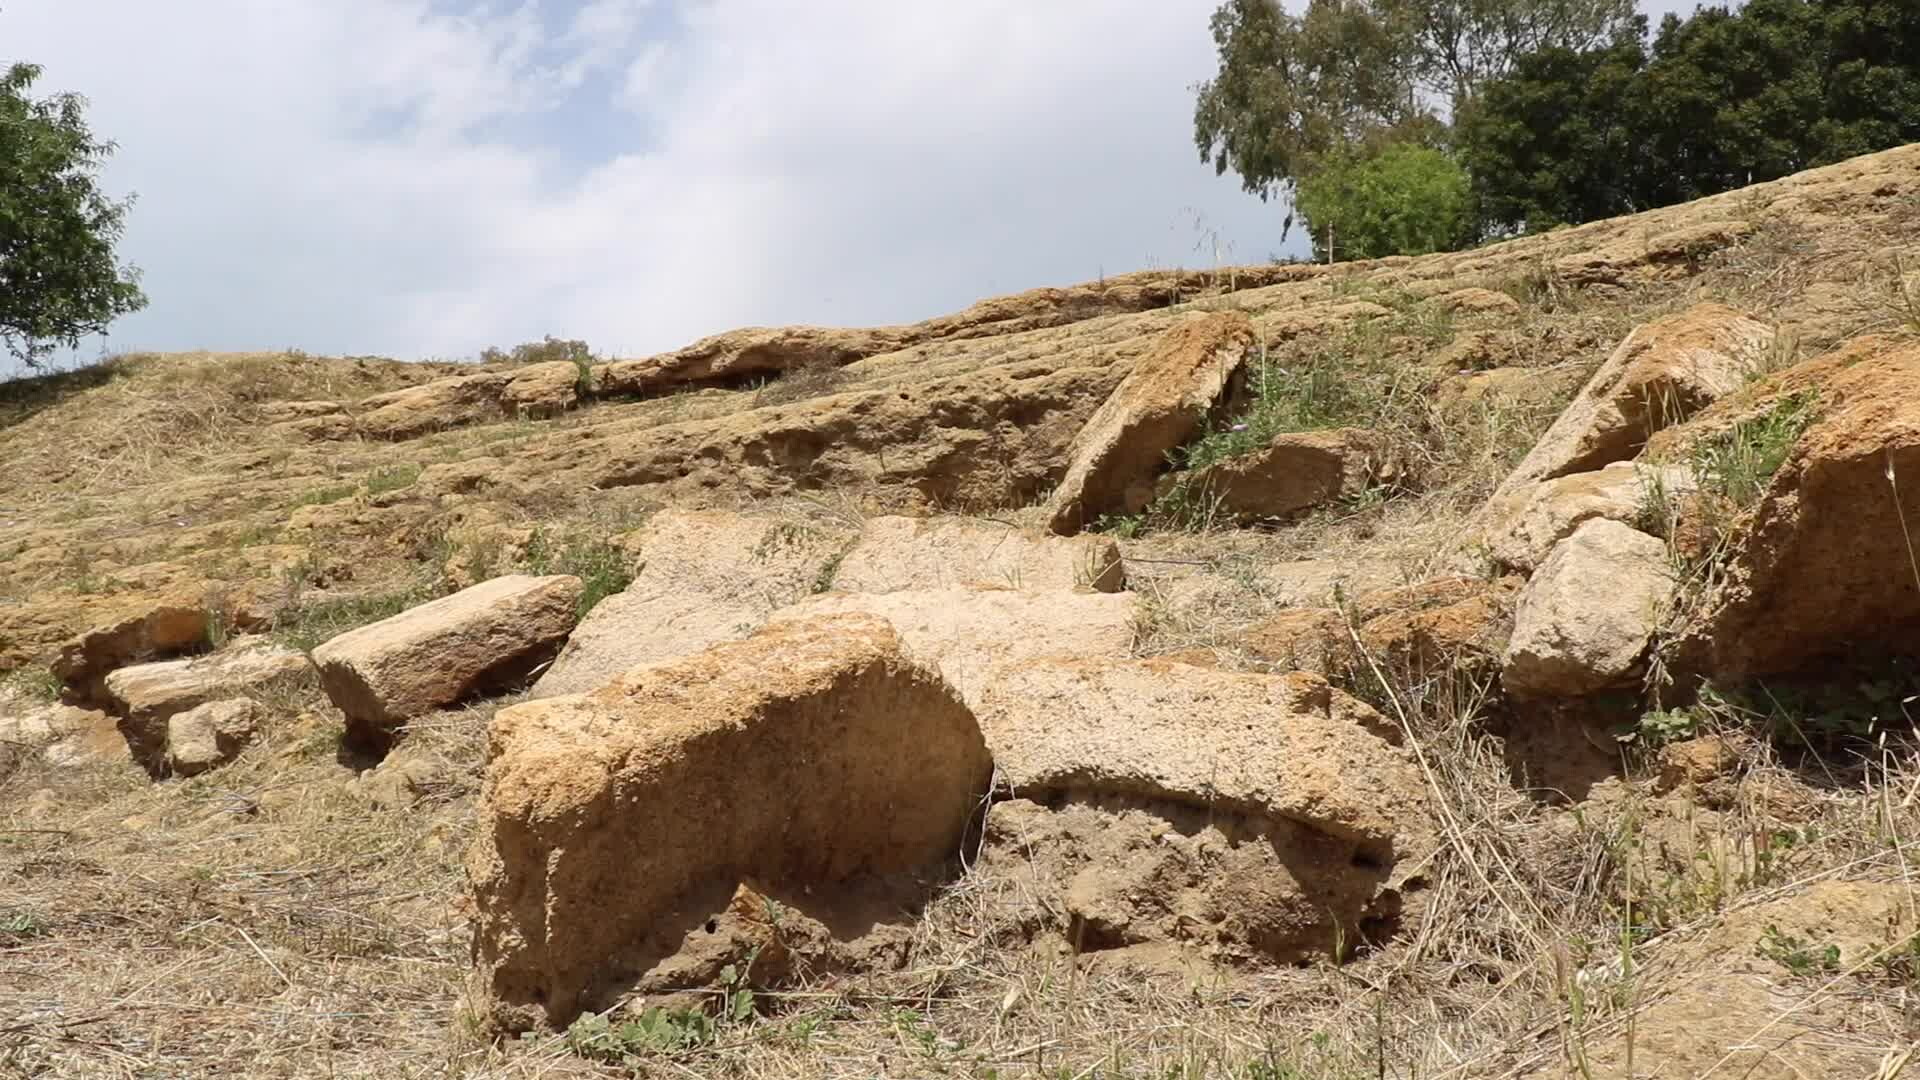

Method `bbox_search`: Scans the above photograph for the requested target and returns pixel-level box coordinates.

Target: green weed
[1691,392,1819,506]
[0,911,49,942]
[565,1008,717,1062]
[522,529,635,618]
[1176,348,1381,473]
[1757,925,1840,977]
[271,582,444,653]
[1,665,64,703]
[296,482,360,507]
[365,463,422,496]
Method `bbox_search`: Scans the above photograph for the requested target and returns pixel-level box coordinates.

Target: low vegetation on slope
[3,148,1920,1079]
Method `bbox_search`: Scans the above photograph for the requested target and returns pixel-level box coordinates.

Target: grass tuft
[521,528,636,619]
[1691,391,1820,506]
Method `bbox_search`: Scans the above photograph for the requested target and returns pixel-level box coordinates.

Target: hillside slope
[1,145,1918,1078]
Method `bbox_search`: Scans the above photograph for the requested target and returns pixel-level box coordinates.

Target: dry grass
[6,153,1920,1076]
[8,629,1915,1078]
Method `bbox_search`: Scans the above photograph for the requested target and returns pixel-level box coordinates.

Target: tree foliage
[1193,0,1636,204]
[1292,143,1472,260]
[1193,0,1426,202]
[0,63,145,367]
[1455,25,1648,230]
[1395,0,1635,102]
[1461,0,1920,233]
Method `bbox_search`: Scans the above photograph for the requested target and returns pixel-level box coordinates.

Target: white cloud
[6,0,1293,366]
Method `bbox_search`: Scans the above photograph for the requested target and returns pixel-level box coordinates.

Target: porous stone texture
[530,510,852,698]
[164,698,262,777]
[1435,286,1522,315]
[1045,312,1257,534]
[313,574,582,750]
[53,598,222,695]
[1552,221,1755,287]
[971,659,1433,964]
[1481,462,1698,572]
[1502,520,1672,697]
[767,586,1137,707]
[1499,303,1774,492]
[1667,335,1920,676]
[468,614,992,1030]
[830,515,1124,593]
[105,639,309,765]
[1162,428,1392,523]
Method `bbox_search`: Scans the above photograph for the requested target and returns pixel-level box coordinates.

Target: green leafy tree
[1292,142,1472,260]
[1193,0,1427,204]
[1193,0,1636,205]
[1462,0,1920,234]
[0,63,145,367]
[1395,0,1636,103]
[1456,24,1649,230]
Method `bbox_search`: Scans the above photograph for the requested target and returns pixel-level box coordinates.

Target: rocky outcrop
[1672,335,1920,676]
[530,510,852,697]
[105,639,309,764]
[271,362,585,442]
[1499,304,1774,492]
[1436,287,1521,315]
[313,574,582,750]
[496,361,582,417]
[591,266,1319,398]
[1552,221,1755,287]
[767,586,1138,706]
[1354,576,1518,680]
[1239,608,1355,676]
[562,356,1128,509]
[1482,462,1697,573]
[1502,520,1672,697]
[831,515,1124,594]
[165,698,262,777]
[1161,428,1393,523]
[468,614,992,1030]
[973,660,1431,963]
[1237,578,1515,684]
[1045,312,1257,534]
[52,600,221,696]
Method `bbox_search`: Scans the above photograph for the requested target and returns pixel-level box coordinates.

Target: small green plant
[891,1008,946,1058]
[1756,925,1840,977]
[1091,512,1147,539]
[364,463,421,496]
[272,582,444,653]
[565,1007,717,1062]
[1691,392,1819,506]
[1175,347,1380,472]
[812,547,850,594]
[1150,473,1232,532]
[1,664,64,703]
[1630,707,1699,747]
[752,521,820,561]
[296,482,360,507]
[522,529,634,618]
[0,910,48,942]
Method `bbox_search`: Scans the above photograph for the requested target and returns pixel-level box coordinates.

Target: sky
[5,0,1714,370]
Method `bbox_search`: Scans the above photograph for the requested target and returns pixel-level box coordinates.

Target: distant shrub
[480,336,592,367]
[1294,144,1474,261]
